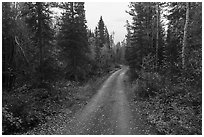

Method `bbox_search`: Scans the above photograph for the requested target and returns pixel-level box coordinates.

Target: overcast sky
[85,2,131,43]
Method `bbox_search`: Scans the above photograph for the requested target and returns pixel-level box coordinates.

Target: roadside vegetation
[127,70,201,134]
[2,2,202,135]
[2,67,120,135]
[125,2,202,135]
[2,2,124,134]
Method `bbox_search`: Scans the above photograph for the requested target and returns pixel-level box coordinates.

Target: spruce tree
[2,2,17,90]
[98,16,106,47]
[125,2,165,72]
[94,16,111,70]
[58,2,90,81]
[22,2,54,83]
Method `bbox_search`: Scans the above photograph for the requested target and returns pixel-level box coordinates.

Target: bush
[2,106,23,134]
[2,85,63,134]
[126,68,139,81]
[2,88,47,134]
[130,69,202,135]
[136,71,162,99]
[145,85,202,135]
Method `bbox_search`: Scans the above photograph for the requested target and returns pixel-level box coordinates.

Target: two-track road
[60,66,150,135]
[25,66,155,135]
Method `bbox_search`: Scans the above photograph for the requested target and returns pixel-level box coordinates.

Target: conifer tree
[125,2,165,72]
[22,2,54,83]
[98,16,106,47]
[94,16,112,69]
[58,2,90,81]
[2,2,17,90]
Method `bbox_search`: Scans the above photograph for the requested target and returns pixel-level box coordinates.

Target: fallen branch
[15,36,29,66]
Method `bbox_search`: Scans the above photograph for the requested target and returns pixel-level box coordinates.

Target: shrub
[2,87,55,134]
[138,74,202,134]
[129,69,202,135]
[2,106,23,134]
[135,71,162,99]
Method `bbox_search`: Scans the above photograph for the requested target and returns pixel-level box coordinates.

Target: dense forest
[2,2,202,135]
[2,2,125,134]
[125,2,202,134]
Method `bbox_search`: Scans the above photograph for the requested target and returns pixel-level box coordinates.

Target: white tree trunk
[182,2,190,69]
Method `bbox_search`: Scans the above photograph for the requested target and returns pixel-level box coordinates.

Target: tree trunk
[37,2,43,83]
[182,2,190,69]
[156,3,160,71]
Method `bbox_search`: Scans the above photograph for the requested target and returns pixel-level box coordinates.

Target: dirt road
[59,67,151,135]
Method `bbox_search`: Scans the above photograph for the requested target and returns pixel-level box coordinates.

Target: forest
[2,2,202,135]
[125,2,202,134]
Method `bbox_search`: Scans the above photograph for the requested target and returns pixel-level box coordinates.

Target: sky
[85,2,131,43]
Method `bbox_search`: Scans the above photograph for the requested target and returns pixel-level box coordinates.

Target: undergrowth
[2,70,113,135]
[127,69,202,135]
[2,81,78,134]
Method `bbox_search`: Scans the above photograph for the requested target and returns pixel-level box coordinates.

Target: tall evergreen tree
[125,2,165,72]
[94,16,112,69]
[58,2,90,81]
[125,20,131,47]
[126,2,154,70]
[2,2,17,90]
[94,26,101,67]
[98,16,106,47]
[22,2,54,83]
